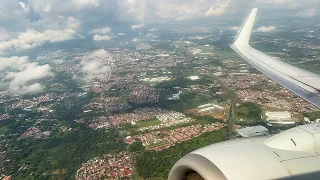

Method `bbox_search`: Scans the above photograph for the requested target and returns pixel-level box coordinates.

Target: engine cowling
[168,124,320,180]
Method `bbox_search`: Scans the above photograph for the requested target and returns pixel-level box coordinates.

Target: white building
[198,104,224,113]
[189,76,200,80]
[265,111,295,126]
[265,111,292,121]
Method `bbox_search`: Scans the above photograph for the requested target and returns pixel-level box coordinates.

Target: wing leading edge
[231,8,320,108]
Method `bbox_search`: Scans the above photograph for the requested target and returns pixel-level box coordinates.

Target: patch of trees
[304,111,320,121]
[11,128,126,179]
[53,93,93,127]
[236,102,262,121]
[135,128,228,179]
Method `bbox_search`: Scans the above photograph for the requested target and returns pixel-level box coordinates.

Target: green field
[135,117,161,128]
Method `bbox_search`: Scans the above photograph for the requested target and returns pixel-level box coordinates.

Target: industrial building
[265,111,295,126]
[197,104,224,113]
[236,125,269,138]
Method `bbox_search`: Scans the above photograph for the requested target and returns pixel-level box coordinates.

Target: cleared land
[135,117,161,128]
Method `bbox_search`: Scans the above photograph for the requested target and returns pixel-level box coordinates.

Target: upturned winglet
[233,8,258,46]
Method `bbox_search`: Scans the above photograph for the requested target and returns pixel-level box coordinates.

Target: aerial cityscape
[0,0,320,180]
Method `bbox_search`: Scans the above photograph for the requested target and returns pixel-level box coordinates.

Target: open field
[135,117,161,128]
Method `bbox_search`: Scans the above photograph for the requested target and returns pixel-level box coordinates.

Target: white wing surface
[231,8,320,108]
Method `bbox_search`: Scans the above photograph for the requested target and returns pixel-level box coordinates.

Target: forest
[9,128,126,179]
[135,128,228,179]
[236,102,262,121]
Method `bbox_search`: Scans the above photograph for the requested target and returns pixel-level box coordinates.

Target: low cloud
[0,56,53,94]
[5,63,52,90]
[256,26,277,32]
[149,28,159,32]
[145,33,158,38]
[91,27,111,34]
[91,27,112,41]
[117,33,126,36]
[89,49,112,58]
[19,2,30,12]
[0,17,79,54]
[0,56,29,71]
[132,22,145,29]
[18,83,44,95]
[71,0,100,8]
[81,49,113,81]
[205,0,230,16]
[148,28,159,31]
[93,34,112,41]
[0,29,76,53]
[228,26,239,31]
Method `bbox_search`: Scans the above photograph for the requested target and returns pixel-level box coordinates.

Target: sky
[0,0,319,55]
[0,0,319,94]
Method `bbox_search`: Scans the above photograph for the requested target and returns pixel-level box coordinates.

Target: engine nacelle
[168,124,320,180]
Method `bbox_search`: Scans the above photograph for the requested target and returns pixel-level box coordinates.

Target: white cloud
[0,56,29,71]
[0,28,77,53]
[256,26,277,32]
[205,0,230,16]
[71,0,99,8]
[145,33,158,38]
[5,63,52,88]
[229,26,239,31]
[91,27,111,34]
[0,58,53,94]
[89,49,112,58]
[0,0,318,55]
[18,83,45,95]
[91,26,112,41]
[297,8,318,17]
[93,34,112,41]
[117,33,126,36]
[132,22,145,29]
[0,17,79,53]
[81,49,112,80]
[132,37,139,42]
[19,2,30,12]
[148,28,159,31]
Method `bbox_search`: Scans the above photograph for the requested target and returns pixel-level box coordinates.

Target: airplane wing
[168,9,320,180]
[230,8,320,108]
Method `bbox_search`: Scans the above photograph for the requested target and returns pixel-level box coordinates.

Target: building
[236,125,269,138]
[189,76,200,80]
[265,111,292,121]
[198,104,224,113]
[265,111,295,126]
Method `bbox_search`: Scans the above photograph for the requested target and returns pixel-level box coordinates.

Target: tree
[129,142,145,152]
[236,102,262,120]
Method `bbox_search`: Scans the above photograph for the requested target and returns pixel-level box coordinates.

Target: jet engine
[168,124,320,180]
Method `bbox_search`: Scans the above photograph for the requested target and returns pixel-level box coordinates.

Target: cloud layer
[0,0,318,54]
[0,17,79,54]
